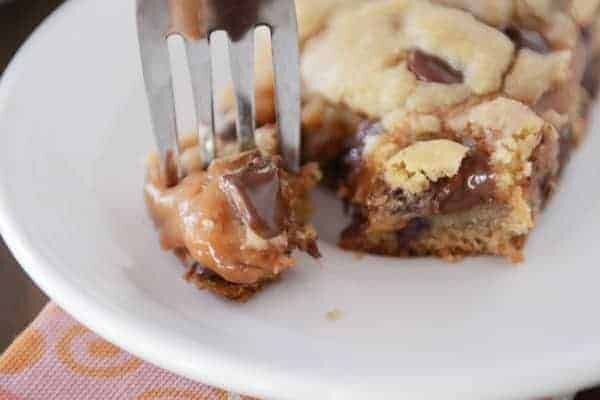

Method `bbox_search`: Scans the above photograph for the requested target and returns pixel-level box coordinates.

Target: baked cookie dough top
[302,0,515,116]
[300,0,592,118]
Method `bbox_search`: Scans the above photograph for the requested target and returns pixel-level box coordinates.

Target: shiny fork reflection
[136,0,301,186]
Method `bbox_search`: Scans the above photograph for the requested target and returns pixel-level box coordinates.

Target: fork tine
[228,30,256,152]
[270,16,301,172]
[136,0,181,185]
[186,38,216,168]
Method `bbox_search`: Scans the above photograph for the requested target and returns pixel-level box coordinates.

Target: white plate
[1,1,600,399]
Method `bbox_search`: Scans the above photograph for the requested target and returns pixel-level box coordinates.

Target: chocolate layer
[382,149,496,218]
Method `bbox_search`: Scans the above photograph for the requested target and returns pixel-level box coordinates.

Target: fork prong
[186,38,216,168]
[228,30,256,152]
[136,0,181,185]
[270,21,301,172]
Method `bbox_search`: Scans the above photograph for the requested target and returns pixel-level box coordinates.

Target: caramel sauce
[145,153,294,285]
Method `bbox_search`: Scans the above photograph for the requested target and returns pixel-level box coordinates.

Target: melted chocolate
[388,151,495,216]
[434,151,496,214]
[407,50,463,84]
[220,158,282,239]
[504,27,551,54]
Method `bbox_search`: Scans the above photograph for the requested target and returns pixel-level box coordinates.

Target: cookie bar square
[302,0,598,261]
[240,0,599,261]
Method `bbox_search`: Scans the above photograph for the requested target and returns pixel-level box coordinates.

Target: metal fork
[136,0,301,186]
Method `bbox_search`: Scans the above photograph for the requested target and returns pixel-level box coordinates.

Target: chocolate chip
[407,50,463,84]
[220,158,282,239]
[434,150,496,214]
[504,26,551,54]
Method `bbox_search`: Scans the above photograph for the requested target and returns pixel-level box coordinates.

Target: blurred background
[0,0,65,351]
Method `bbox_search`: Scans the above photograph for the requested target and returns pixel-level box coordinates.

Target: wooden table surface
[0,0,64,351]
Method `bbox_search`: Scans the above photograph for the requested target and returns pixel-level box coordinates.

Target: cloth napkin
[0,302,588,400]
[0,303,255,400]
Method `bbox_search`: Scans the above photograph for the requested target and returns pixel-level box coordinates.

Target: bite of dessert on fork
[138,0,320,301]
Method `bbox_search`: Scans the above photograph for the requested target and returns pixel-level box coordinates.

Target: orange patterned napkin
[0,303,255,400]
[0,302,582,400]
